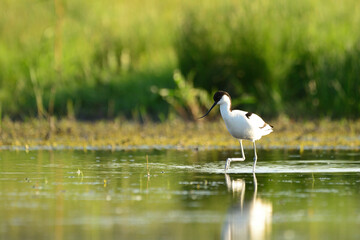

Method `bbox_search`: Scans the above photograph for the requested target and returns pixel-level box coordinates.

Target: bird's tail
[261,123,273,136]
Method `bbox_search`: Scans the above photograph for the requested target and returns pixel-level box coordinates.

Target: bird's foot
[225,158,231,171]
[225,158,245,171]
[227,157,245,162]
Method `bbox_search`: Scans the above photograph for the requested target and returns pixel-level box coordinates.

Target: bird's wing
[245,112,272,129]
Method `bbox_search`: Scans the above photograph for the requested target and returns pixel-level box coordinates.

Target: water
[1,149,360,240]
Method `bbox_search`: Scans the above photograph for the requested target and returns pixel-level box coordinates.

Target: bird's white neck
[219,101,232,119]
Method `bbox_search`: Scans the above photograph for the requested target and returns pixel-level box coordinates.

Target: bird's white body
[199,90,273,172]
[218,96,273,141]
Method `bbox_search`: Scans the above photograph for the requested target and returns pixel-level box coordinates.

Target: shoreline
[1,144,360,152]
[1,117,360,151]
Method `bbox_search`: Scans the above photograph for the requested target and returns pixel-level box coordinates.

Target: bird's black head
[213,91,231,103]
[199,90,231,119]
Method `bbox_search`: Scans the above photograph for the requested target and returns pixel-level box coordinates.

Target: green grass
[1,0,360,119]
[177,0,360,118]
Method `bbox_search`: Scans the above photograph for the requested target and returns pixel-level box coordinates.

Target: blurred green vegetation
[151,70,212,121]
[1,0,360,120]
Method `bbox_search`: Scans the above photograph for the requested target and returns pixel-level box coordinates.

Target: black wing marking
[245,112,253,119]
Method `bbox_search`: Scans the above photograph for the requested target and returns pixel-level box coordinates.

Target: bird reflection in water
[222,174,272,240]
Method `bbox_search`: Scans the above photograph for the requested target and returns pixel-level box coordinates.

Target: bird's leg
[252,141,258,173]
[225,140,246,171]
[239,139,245,160]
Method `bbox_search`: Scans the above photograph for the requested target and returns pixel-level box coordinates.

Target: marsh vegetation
[1,117,360,150]
[1,0,360,120]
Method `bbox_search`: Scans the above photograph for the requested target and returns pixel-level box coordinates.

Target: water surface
[1,149,360,239]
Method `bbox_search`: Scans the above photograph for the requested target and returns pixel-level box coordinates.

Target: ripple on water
[155,160,360,174]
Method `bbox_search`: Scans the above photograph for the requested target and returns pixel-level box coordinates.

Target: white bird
[199,91,273,172]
